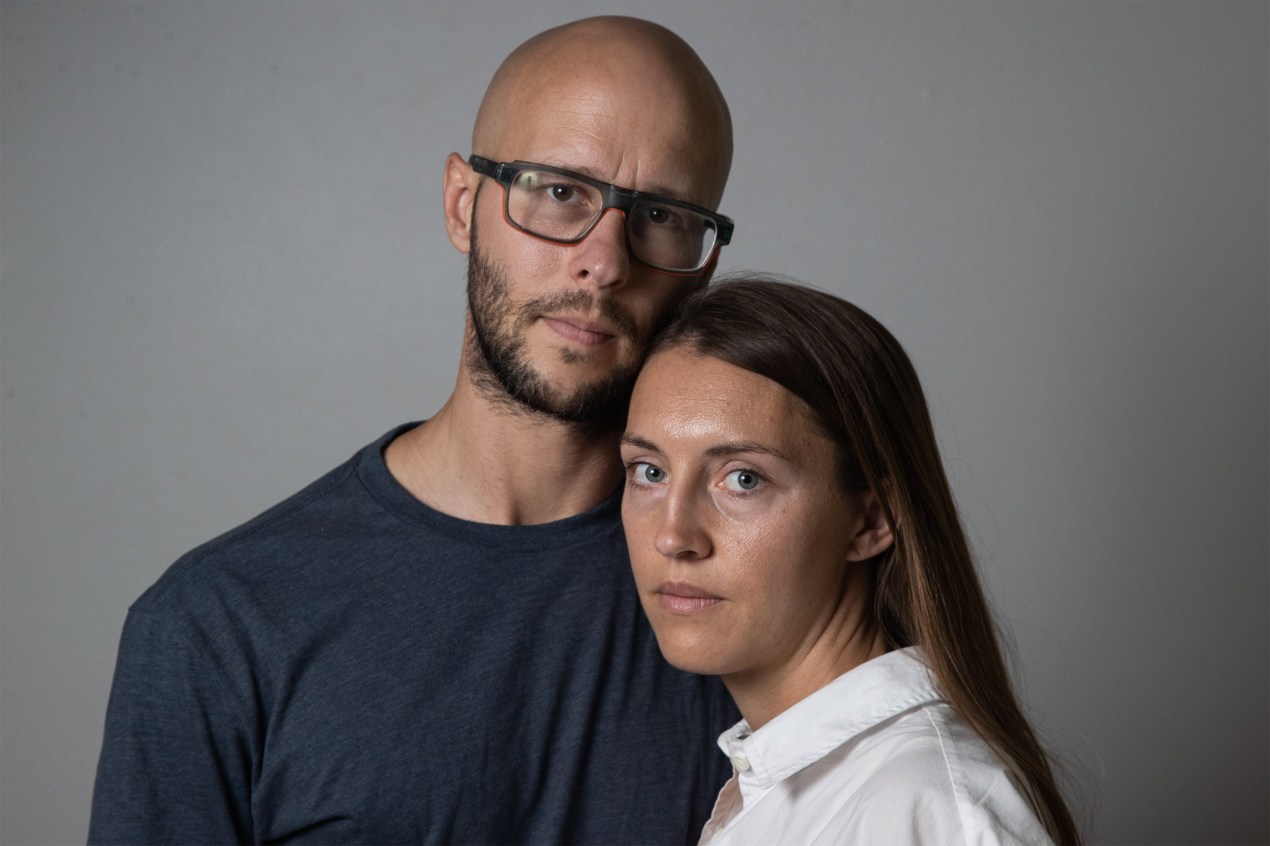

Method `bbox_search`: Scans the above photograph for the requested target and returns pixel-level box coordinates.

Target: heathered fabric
[89,424,736,845]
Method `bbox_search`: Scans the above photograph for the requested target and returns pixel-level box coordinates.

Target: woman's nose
[653,493,711,560]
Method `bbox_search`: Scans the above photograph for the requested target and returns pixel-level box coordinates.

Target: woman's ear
[845,492,895,562]
[442,152,478,254]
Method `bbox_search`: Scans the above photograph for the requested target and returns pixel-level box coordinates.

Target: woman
[620,278,1079,844]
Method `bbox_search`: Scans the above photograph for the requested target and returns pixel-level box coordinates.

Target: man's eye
[549,184,578,202]
[722,469,761,492]
[630,462,667,485]
[643,205,681,227]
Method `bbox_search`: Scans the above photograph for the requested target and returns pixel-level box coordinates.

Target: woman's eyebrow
[620,433,661,452]
[621,435,790,462]
[703,441,789,461]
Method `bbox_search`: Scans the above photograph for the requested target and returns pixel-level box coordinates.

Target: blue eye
[630,462,667,485]
[722,469,761,492]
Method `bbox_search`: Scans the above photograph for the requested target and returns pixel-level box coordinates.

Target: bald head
[472,16,732,209]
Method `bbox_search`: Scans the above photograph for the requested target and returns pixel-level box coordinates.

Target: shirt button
[730,752,751,772]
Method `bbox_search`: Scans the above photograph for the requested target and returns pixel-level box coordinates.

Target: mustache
[520,290,639,340]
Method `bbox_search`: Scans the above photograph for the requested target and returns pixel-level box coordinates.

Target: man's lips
[655,581,724,614]
[541,316,617,346]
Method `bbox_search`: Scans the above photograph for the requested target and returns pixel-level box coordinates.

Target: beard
[464,226,649,427]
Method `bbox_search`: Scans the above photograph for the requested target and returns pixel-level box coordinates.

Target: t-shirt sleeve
[88,607,256,844]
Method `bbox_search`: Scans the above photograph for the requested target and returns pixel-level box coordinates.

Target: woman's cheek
[711,488,776,524]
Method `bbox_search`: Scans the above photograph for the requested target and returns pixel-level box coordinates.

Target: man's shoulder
[131,427,407,618]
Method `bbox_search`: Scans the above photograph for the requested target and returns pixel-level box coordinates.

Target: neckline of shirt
[354,421,624,545]
[718,647,944,791]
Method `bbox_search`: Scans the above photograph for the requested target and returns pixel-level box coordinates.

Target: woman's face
[621,348,876,686]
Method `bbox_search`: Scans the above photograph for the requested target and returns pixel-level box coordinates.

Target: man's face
[465,205,653,425]
[458,69,725,425]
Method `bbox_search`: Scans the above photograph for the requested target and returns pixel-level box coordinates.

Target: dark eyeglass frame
[468,155,734,275]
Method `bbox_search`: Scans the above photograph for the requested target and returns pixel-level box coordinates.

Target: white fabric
[699,648,1053,846]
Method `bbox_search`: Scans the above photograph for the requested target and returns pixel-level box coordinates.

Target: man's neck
[384,374,625,526]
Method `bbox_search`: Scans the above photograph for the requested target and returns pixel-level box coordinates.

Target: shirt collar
[716,647,943,799]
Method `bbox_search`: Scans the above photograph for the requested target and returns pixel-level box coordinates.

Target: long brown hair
[649,276,1080,844]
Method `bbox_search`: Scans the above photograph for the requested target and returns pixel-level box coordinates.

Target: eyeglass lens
[506,169,717,272]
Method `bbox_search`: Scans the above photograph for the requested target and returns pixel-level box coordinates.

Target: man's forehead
[489,87,725,207]
[472,17,731,208]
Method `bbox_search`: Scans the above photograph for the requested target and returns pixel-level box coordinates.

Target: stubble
[464,227,650,428]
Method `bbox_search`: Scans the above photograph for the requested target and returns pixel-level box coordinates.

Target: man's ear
[845,492,895,562]
[442,152,478,254]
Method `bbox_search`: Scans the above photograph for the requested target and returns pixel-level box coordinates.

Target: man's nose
[568,208,631,289]
[653,490,711,560]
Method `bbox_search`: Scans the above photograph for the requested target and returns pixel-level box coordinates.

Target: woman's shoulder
[821,702,1053,845]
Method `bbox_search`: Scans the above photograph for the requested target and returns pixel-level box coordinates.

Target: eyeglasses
[469,155,734,275]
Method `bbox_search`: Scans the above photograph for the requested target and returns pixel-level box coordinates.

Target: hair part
[648,274,1081,844]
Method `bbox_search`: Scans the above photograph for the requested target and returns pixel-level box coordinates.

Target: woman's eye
[630,462,667,485]
[722,469,761,492]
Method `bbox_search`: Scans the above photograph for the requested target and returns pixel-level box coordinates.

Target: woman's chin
[652,634,731,677]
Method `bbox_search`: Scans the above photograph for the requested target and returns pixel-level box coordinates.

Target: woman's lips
[541,316,614,346]
[655,582,723,614]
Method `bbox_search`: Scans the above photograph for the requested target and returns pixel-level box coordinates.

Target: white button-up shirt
[699,648,1052,845]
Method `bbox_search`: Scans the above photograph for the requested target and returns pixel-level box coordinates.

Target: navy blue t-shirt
[89,424,737,844]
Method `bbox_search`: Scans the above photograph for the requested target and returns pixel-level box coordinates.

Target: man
[89,16,737,845]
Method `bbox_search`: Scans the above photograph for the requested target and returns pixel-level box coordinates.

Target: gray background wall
[1,2,1266,843]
